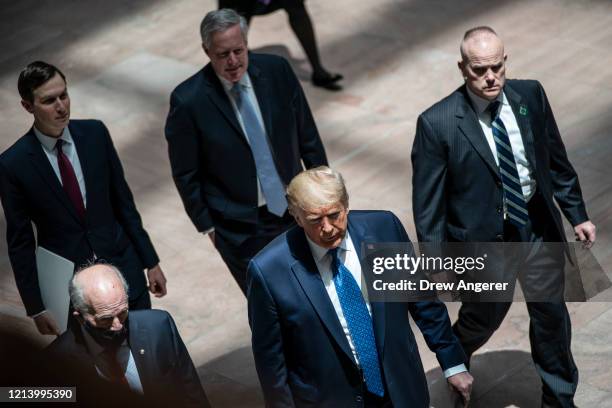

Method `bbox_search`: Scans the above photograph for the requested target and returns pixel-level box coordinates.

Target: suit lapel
[70,324,100,378]
[288,228,356,365]
[128,315,154,395]
[456,89,501,180]
[25,129,83,223]
[504,83,538,173]
[348,216,386,358]
[202,66,249,143]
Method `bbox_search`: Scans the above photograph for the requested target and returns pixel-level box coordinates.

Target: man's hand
[447,371,473,406]
[33,312,60,336]
[574,220,596,248]
[208,231,215,246]
[147,264,168,297]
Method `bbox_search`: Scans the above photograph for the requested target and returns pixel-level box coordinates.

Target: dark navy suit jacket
[46,310,210,408]
[165,53,328,246]
[0,120,158,315]
[247,210,466,407]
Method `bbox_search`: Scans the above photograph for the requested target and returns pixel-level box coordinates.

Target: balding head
[460,26,500,62]
[70,263,129,336]
[458,26,507,101]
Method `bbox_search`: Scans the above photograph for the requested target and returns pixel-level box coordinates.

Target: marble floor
[1,0,611,406]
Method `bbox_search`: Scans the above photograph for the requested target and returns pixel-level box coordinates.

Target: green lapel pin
[519,105,528,116]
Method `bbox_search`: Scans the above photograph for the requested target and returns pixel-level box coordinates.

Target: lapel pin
[519,105,528,116]
[139,349,145,355]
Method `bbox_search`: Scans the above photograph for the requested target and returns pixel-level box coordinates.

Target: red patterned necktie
[55,139,86,221]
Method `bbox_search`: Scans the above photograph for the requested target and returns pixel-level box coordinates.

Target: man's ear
[457,60,466,78]
[21,99,34,114]
[293,211,304,228]
[202,43,209,57]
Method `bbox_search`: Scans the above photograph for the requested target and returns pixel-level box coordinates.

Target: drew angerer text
[371,279,509,293]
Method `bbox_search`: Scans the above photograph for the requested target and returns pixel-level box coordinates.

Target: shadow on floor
[251,44,310,81]
[196,346,544,408]
[428,349,541,408]
[197,346,264,408]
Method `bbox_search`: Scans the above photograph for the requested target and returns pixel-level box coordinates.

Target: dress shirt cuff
[202,227,215,235]
[444,364,468,378]
[30,310,47,318]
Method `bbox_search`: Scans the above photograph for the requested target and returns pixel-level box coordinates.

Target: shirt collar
[218,72,252,94]
[306,231,352,263]
[33,125,73,152]
[465,85,507,116]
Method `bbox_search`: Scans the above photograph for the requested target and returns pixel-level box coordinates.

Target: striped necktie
[329,248,385,397]
[489,101,529,227]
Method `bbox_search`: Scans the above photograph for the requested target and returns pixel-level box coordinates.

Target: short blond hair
[287,166,349,215]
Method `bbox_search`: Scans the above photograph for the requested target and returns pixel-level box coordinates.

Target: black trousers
[214,206,294,295]
[453,193,578,408]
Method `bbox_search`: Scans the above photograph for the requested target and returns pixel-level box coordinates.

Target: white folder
[35,247,74,333]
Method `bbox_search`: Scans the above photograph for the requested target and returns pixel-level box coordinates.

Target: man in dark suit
[165,8,327,295]
[46,263,210,407]
[411,26,596,407]
[248,166,473,407]
[0,61,167,336]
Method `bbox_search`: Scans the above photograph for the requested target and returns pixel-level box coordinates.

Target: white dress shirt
[466,86,536,202]
[306,232,466,378]
[33,125,87,206]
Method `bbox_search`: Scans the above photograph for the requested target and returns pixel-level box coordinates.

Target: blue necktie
[330,248,385,397]
[231,83,288,216]
[489,101,529,227]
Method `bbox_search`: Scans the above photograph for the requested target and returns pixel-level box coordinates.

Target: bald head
[70,264,128,315]
[458,26,507,101]
[460,26,501,61]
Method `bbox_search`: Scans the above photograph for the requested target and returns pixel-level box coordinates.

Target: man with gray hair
[165,8,327,295]
[47,263,210,407]
[412,26,595,407]
[248,166,472,407]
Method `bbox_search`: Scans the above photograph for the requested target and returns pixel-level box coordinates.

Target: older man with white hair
[247,166,472,408]
[46,263,210,408]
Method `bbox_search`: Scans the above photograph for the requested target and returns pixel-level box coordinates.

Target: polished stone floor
[1,1,611,406]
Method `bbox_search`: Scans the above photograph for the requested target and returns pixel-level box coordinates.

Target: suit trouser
[113,243,152,310]
[453,194,577,408]
[214,206,294,295]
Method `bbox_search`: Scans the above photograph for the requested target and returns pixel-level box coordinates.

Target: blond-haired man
[247,166,472,407]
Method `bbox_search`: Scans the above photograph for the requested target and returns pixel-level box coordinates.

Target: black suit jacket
[0,120,159,315]
[45,309,210,408]
[248,210,466,408]
[165,53,328,245]
[411,80,589,243]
